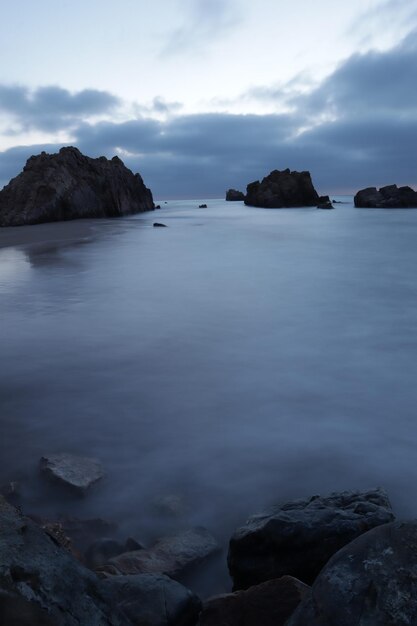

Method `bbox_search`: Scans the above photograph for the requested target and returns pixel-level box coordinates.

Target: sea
[1,196,417,595]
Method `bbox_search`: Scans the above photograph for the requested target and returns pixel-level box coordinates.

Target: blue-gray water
[1,197,417,594]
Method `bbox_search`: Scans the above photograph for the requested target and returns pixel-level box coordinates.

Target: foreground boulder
[228,488,394,589]
[244,169,322,208]
[354,184,417,208]
[226,189,245,201]
[101,574,201,626]
[288,521,417,625]
[0,146,154,227]
[0,496,123,625]
[40,453,104,494]
[100,527,219,579]
[198,576,309,626]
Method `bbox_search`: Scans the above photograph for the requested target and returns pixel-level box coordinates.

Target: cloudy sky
[0,0,416,197]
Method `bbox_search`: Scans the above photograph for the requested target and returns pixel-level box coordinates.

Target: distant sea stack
[0,147,154,227]
[354,185,417,208]
[226,189,246,201]
[244,168,325,208]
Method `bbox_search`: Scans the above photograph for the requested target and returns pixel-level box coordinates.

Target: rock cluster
[226,189,246,201]
[244,168,325,208]
[0,146,154,227]
[354,184,417,208]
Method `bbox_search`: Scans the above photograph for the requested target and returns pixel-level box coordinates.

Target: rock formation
[354,184,417,207]
[228,488,394,589]
[0,146,154,227]
[244,169,323,208]
[226,189,246,201]
[40,453,104,494]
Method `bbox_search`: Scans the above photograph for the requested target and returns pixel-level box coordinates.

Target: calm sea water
[1,197,417,594]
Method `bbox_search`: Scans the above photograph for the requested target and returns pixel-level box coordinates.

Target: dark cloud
[1,30,417,197]
[0,85,119,132]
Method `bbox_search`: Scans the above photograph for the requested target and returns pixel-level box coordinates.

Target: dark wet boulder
[228,488,394,589]
[101,574,201,626]
[198,576,309,626]
[0,496,124,625]
[288,520,417,625]
[354,184,417,208]
[40,453,104,494]
[226,189,245,201]
[0,146,154,227]
[153,222,167,227]
[100,527,219,580]
[244,168,321,208]
[316,195,334,209]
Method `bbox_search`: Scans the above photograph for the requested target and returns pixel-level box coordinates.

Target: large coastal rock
[288,521,417,626]
[354,184,417,208]
[244,168,321,208]
[228,488,394,589]
[0,146,154,227]
[226,189,246,201]
[0,496,124,625]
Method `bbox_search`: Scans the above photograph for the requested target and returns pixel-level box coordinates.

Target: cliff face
[244,169,320,208]
[0,147,154,227]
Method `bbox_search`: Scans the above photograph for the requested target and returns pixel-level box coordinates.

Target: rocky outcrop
[288,521,417,625]
[228,488,394,589]
[40,453,104,494]
[226,189,245,201]
[0,146,154,227]
[244,169,321,208]
[354,184,417,208]
[316,196,334,209]
[198,576,309,626]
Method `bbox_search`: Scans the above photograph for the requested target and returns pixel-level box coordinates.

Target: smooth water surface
[1,197,417,593]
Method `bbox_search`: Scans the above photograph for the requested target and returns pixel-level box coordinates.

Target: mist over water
[2,198,417,594]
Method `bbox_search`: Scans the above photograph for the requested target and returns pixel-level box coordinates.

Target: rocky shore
[1,456,416,625]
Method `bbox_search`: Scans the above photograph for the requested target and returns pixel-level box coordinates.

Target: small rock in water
[40,453,104,494]
[155,204,161,209]
[198,204,208,208]
[226,189,245,201]
[153,222,167,227]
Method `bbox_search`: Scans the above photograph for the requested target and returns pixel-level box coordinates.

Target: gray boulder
[226,189,245,201]
[0,496,124,625]
[40,453,104,494]
[288,521,417,625]
[228,488,394,589]
[244,169,321,208]
[100,574,201,626]
[0,146,154,227]
[100,527,219,579]
[354,184,417,208]
[198,576,309,626]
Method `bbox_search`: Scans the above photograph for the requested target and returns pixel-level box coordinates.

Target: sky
[0,0,416,197]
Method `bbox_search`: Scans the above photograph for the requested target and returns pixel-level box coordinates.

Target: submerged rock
[40,453,104,494]
[226,189,245,201]
[0,146,154,227]
[100,574,201,626]
[288,521,417,625]
[100,527,219,580]
[228,488,394,589]
[354,184,417,208]
[198,576,309,626]
[153,222,167,227]
[244,168,321,208]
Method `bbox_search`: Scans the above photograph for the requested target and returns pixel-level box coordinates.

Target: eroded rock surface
[228,488,394,589]
[40,453,104,494]
[244,169,321,208]
[354,184,417,208]
[0,146,154,226]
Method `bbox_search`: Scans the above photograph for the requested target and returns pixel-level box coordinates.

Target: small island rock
[244,168,322,208]
[0,146,154,227]
[354,184,417,208]
[226,189,246,201]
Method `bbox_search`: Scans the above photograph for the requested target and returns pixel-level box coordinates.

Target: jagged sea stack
[0,146,154,227]
[245,168,322,208]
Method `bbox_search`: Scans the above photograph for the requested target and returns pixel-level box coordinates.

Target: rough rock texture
[228,488,394,589]
[100,574,201,626]
[40,453,104,494]
[244,169,320,208]
[354,184,417,208]
[198,576,309,626]
[288,521,417,626]
[0,146,154,226]
[86,538,144,569]
[226,189,245,201]
[0,496,124,625]
[100,527,219,579]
